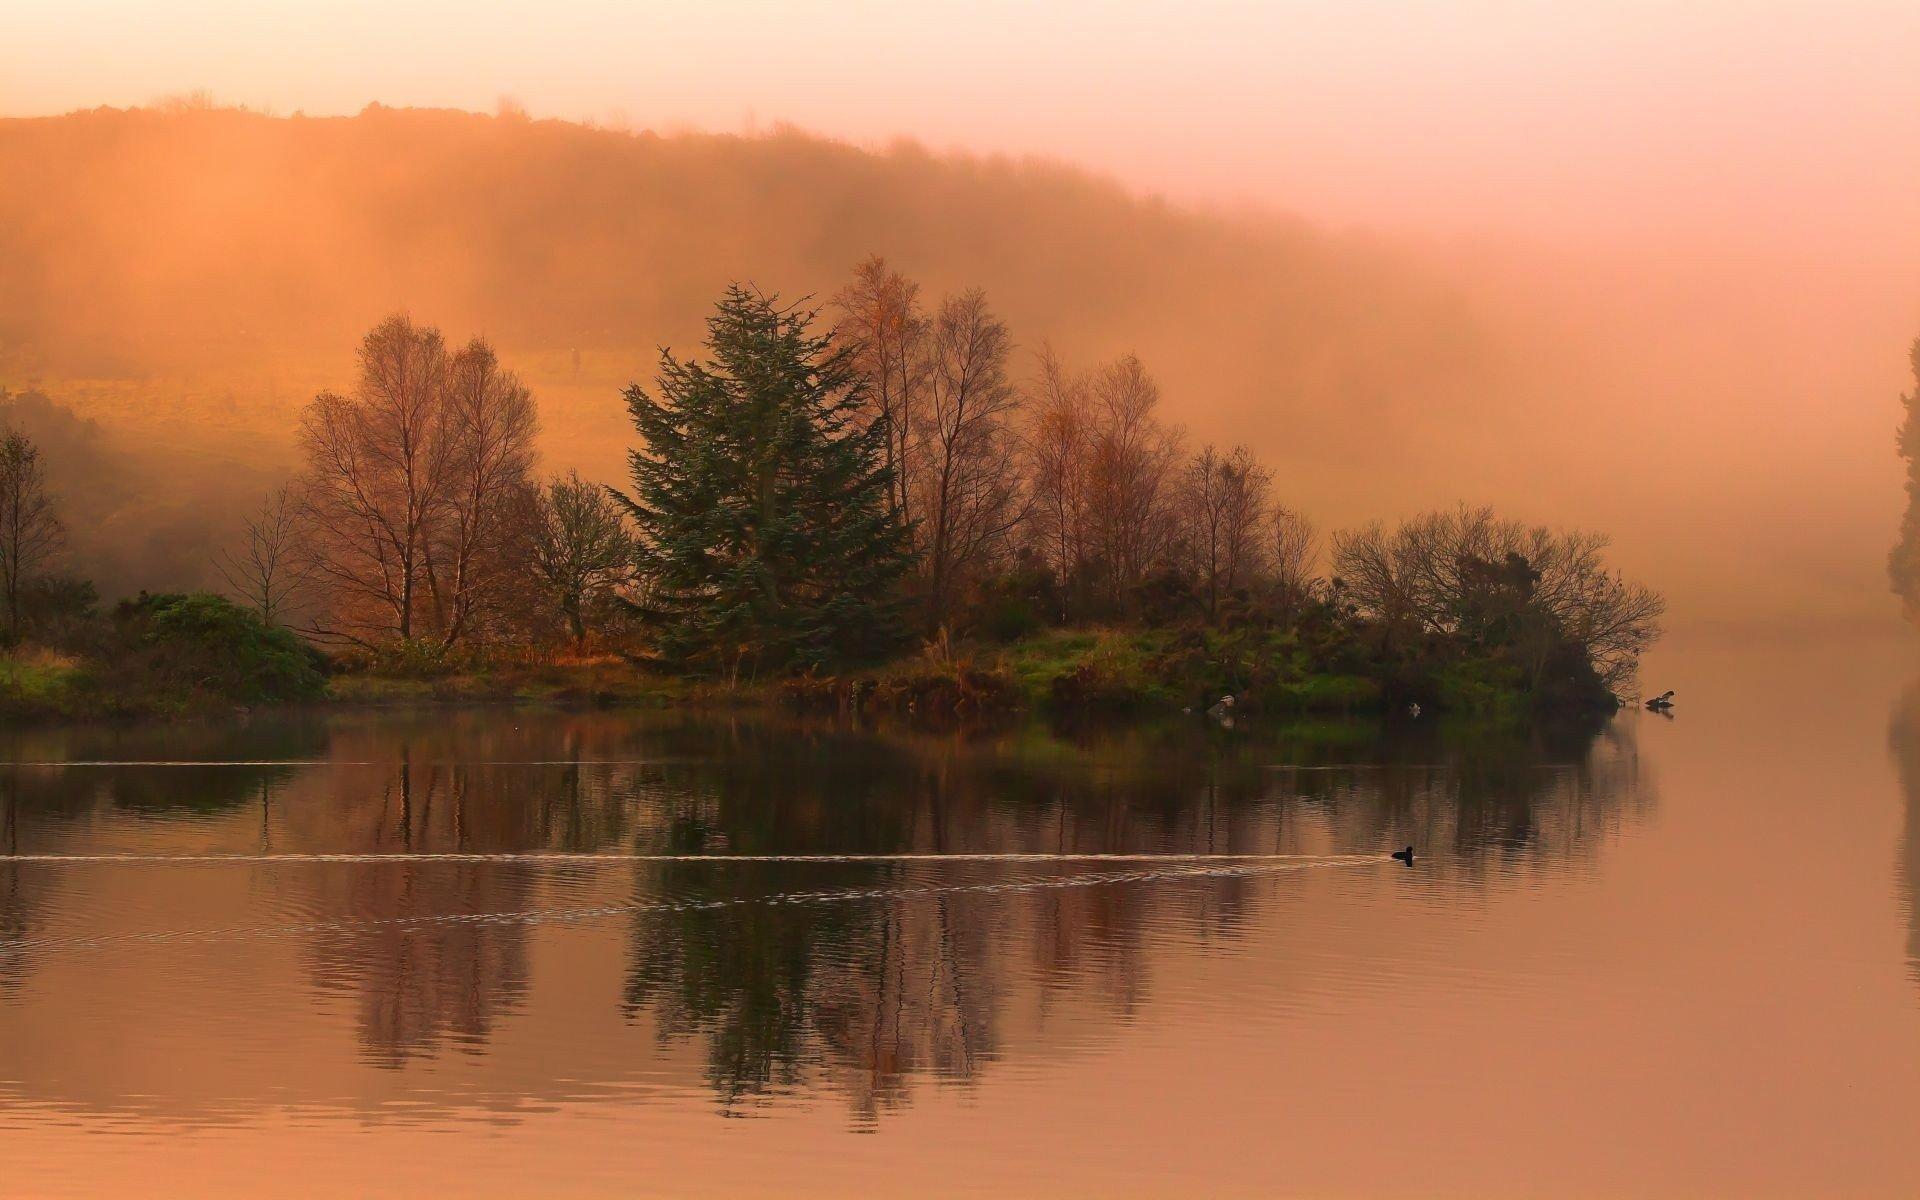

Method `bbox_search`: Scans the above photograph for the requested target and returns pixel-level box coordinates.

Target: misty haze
[2,4,1918,1198]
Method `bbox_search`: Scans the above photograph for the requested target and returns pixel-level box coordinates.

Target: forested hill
[0,103,1496,460]
[7,104,1878,632]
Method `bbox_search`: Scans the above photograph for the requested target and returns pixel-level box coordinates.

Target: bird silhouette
[1391,845,1415,866]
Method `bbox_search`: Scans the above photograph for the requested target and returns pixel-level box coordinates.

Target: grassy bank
[0,648,699,723]
[4,620,1597,728]
[324,657,701,708]
[779,625,1567,722]
[0,647,92,721]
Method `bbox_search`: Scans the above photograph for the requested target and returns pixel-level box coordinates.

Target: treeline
[1,259,1665,713]
[612,261,1662,702]
[1,426,326,712]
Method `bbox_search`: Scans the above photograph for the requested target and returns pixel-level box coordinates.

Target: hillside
[0,104,1906,632]
[0,103,1508,599]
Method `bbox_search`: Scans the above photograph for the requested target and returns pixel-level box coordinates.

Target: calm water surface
[3,636,1919,1197]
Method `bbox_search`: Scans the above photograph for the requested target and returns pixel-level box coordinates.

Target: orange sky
[9,1,1920,242]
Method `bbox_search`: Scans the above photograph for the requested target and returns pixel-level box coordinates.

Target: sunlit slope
[0,104,1905,631]
[0,103,1495,463]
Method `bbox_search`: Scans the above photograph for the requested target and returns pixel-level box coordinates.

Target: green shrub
[117,592,326,704]
[1433,656,1526,718]
[979,590,1044,643]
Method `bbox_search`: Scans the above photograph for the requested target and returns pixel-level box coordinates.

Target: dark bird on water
[1645,689,1675,711]
[1391,845,1415,866]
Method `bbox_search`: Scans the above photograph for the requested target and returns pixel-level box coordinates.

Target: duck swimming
[1391,845,1415,866]
[1645,689,1675,711]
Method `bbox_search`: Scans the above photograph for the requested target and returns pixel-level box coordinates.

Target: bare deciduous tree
[1330,520,1416,642]
[912,289,1028,629]
[1178,443,1271,620]
[1218,446,1271,599]
[0,429,64,645]
[1550,556,1666,690]
[1026,345,1094,619]
[298,314,536,648]
[215,483,315,626]
[525,471,636,648]
[1332,505,1664,688]
[431,339,539,644]
[833,257,928,526]
[1178,444,1230,620]
[1085,354,1182,605]
[1269,505,1320,622]
[299,316,451,644]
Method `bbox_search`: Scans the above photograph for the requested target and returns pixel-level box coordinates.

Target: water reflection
[1890,684,1920,987]
[0,708,1649,1123]
[296,759,537,1068]
[0,844,32,997]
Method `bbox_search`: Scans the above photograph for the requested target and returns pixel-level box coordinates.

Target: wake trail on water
[0,856,1388,955]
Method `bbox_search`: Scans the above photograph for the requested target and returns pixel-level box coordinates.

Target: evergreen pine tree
[615,285,913,676]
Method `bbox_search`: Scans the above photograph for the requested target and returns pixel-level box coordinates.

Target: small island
[1,263,1662,726]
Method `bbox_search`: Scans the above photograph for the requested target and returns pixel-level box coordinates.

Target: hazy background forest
[0,100,1912,633]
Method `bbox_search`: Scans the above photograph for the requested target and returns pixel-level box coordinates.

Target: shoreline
[3,625,1622,729]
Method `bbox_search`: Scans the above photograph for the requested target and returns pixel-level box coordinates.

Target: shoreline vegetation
[0,629,1614,731]
[2,268,1664,728]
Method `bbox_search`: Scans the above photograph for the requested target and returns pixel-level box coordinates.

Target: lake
[3,635,1919,1198]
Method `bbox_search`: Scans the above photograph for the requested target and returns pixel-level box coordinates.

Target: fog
[0,102,1912,629]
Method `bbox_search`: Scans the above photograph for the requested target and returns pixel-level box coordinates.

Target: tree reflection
[1888,683,1920,987]
[0,729,325,993]
[288,717,651,1067]
[0,787,29,993]
[615,710,1640,1118]
[0,707,1645,1120]
[298,764,537,1068]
